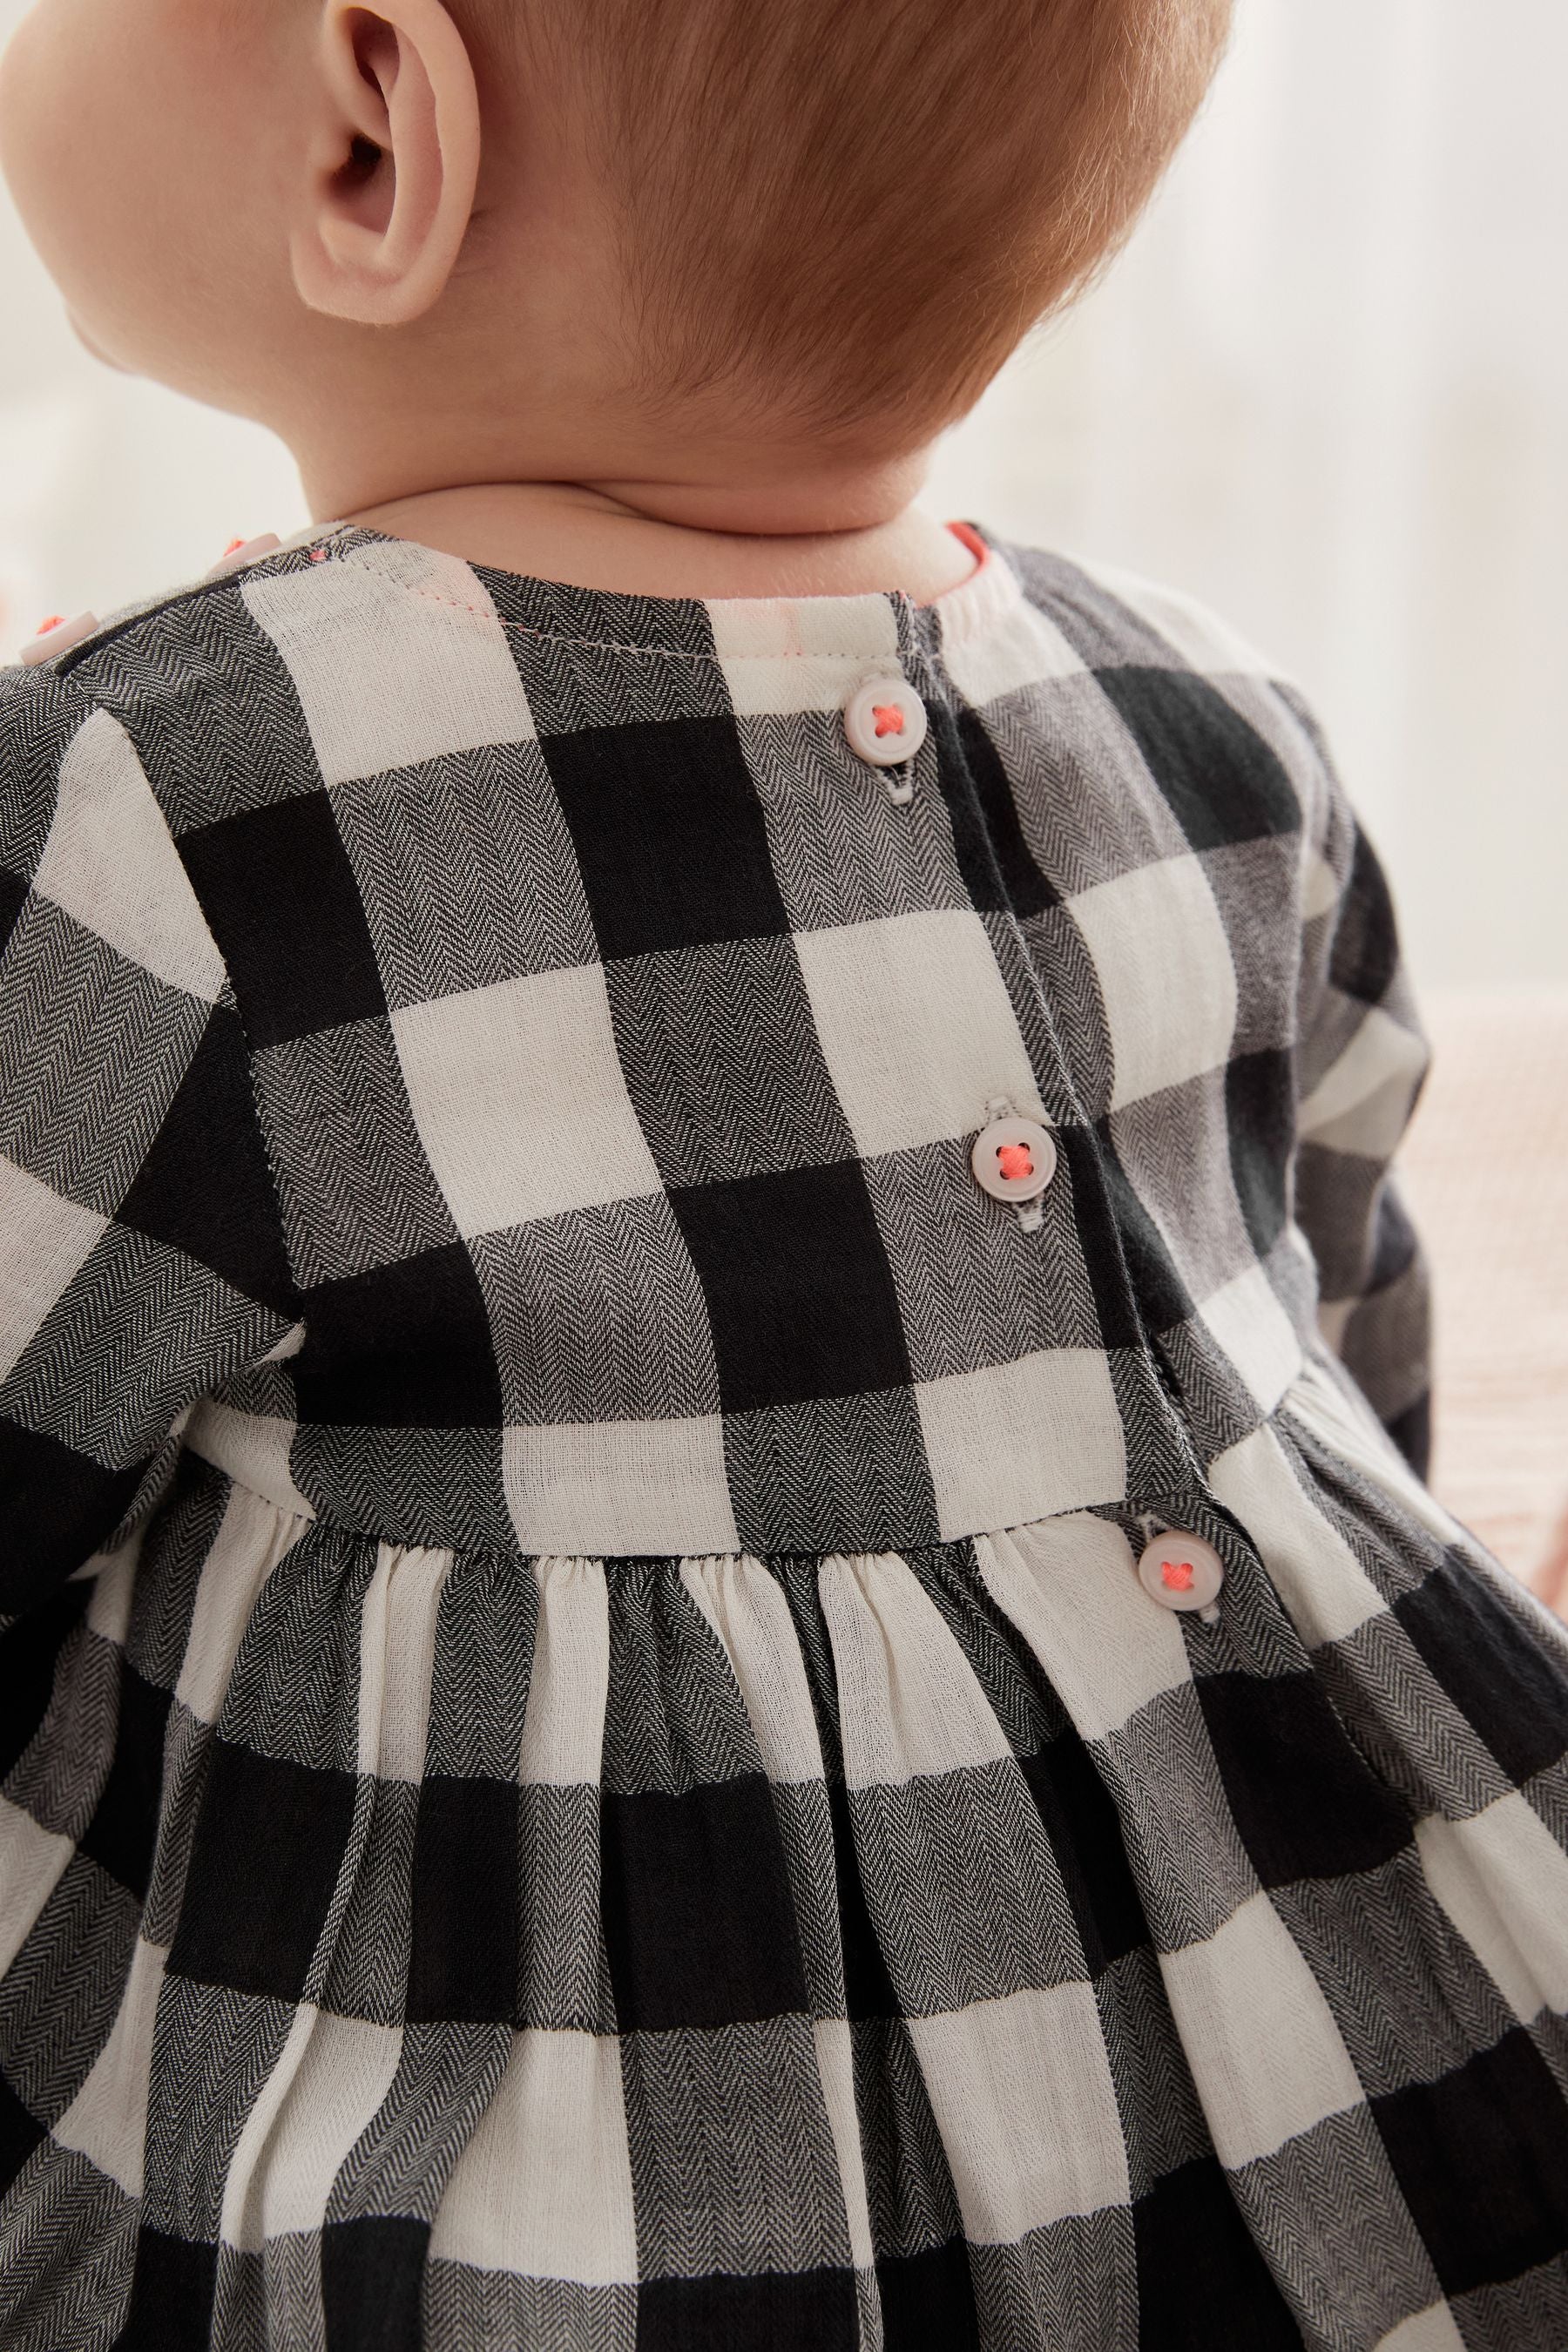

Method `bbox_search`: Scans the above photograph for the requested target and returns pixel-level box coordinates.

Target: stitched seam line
[51,533,997,675]
[325,548,928,667]
[179,1417,1236,1563]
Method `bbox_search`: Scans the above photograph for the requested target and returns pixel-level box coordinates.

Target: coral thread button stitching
[1135,1531,1225,1615]
[17,611,99,667]
[843,675,928,768]
[203,531,282,581]
[970,1115,1057,1206]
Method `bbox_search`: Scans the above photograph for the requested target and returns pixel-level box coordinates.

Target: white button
[970,1115,1057,1204]
[17,611,99,667]
[843,675,928,768]
[203,531,281,581]
[1136,1530,1226,1612]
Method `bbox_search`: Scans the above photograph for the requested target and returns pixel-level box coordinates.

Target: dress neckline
[294,513,1027,666]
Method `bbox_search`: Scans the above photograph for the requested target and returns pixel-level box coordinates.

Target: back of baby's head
[483,0,1230,447]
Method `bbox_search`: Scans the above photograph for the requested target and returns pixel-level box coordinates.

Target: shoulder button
[17,611,100,667]
[204,531,282,581]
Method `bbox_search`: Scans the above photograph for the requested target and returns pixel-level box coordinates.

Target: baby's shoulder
[1003,543,1286,682]
[0,526,354,847]
[0,578,244,1010]
[985,536,1348,856]
[3,524,322,684]
[3,522,543,852]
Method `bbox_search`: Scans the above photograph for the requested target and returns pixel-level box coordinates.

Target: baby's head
[0,0,1229,527]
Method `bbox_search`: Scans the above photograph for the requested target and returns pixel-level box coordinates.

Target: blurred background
[1,0,1565,1592]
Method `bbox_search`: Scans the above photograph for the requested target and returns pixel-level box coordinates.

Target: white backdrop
[3,0,1565,990]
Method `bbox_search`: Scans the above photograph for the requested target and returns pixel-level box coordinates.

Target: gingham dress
[3,518,1567,2352]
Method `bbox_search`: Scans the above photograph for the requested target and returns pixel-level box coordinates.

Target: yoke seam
[178,1409,1233,1565]
[327,549,921,669]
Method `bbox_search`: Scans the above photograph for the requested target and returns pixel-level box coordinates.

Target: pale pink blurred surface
[1399,989,1568,1612]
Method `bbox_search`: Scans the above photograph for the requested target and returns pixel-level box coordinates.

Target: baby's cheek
[0,0,265,399]
[0,0,153,355]
[0,0,58,228]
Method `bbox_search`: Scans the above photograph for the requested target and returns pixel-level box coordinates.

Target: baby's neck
[320,475,981,605]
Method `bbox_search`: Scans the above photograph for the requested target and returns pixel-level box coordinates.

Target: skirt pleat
[3,1423,1568,2350]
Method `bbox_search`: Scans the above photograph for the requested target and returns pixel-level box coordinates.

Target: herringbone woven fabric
[2,520,1566,2349]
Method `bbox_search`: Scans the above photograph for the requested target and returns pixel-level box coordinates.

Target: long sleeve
[1289,715,1433,1477]
[0,660,297,1619]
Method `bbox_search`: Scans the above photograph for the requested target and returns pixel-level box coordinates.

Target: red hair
[486,0,1231,445]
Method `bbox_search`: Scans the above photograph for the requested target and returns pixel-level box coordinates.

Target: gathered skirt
[3,1379,1568,2352]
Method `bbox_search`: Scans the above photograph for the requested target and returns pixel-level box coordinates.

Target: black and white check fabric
[2,519,1566,2349]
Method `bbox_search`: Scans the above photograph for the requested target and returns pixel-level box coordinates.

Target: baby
[2,0,1567,2347]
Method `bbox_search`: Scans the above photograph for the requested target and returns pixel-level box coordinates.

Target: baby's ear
[289,0,479,327]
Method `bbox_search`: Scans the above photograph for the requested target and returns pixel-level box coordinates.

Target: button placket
[1133,1517,1225,1621]
[842,672,927,805]
[900,600,1210,1509]
[970,1096,1057,1232]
